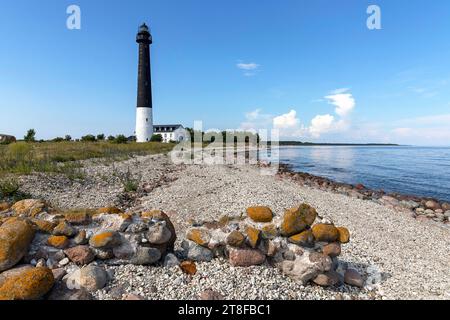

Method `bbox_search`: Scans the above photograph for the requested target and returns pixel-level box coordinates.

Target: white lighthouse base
[136,107,153,142]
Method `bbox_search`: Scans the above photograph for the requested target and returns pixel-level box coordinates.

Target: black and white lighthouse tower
[135,23,153,142]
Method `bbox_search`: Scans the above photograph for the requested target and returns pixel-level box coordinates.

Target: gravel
[19,154,450,300]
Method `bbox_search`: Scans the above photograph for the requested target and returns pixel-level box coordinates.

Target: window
[146,118,148,122]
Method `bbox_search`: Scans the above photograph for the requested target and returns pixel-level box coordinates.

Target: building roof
[153,124,184,133]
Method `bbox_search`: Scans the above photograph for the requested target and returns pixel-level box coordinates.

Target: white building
[154,125,187,143]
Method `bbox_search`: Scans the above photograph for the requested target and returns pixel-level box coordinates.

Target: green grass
[0,141,175,177]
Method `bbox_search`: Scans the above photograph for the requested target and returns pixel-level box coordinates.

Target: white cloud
[325,89,355,117]
[240,109,273,130]
[273,110,299,129]
[237,62,260,71]
[309,114,335,138]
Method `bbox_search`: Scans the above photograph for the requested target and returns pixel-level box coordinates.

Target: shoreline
[274,162,450,226]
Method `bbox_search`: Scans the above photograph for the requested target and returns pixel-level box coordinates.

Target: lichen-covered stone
[261,224,278,239]
[74,230,88,245]
[53,221,76,237]
[246,206,273,223]
[180,261,197,275]
[186,228,210,247]
[337,227,350,244]
[245,226,261,248]
[89,231,121,249]
[96,207,123,215]
[280,204,317,237]
[0,267,54,300]
[322,242,341,257]
[311,224,339,242]
[288,230,314,247]
[226,231,245,247]
[31,219,56,234]
[0,219,35,272]
[11,199,46,217]
[62,210,92,225]
[47,235,70,249]
[0,202,11,212]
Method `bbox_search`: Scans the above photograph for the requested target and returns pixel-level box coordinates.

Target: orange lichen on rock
[0,202,11,212]
[186,228,210,247]
[311,224,339,242]
[62,210,94,225]
[180,261,197,275]
[11,199,46,217]
[336,227,350,244]
[31,219,56,234]
[246,226,261,248]
[261,224,278,239]
[96,207,123,215]
[89,231,120,249]
[226,231,245,247]
[47,235,69,249]
[246,206,273,223]
[0,219,35,272]
[288,230,314,247]
[0,267,54,300]
[280,204,317,237]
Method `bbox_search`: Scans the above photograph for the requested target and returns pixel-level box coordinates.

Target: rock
[311,224,339,242]
[186,228,210,247]
[59,258,70,266]
[51,268,67,281]
[445,211,450,218]
[400,200,420,210]
[64,246,95,265]
[425,200,440,210]
[94,213,132,232]
[96,207,123,214]
[123,294,146,300]
[280,204,317,237]
[246,206,273,223]
[74,230,88,245]
[163,253,180,267]
[336,227,350,243]
[31,219,56,234]
[126,222,148,233]
[280,252,332,285]
[181,240,213,262]
[130,247,161,265]
[344,268,364,287]
[261,224,278,239]
[226,231,245,247]
[322,242,341,257]
[442,203,450,211]
[53,221,76,237]
[141,210,177,251]
[0,267,54,300]
[288,230,314,247]
[147,221,173,245]
[66,265,108,292]
[180,260,197,275]
[11,199,46,217]
[245,226,261,248]
[62,210,91,225]
[0,265,34,287]
[0,219,35,272]
[228,247,265,267]
[93,248,114,260]
[47,235,70,249]
[47,281,93,300]
[89,231,121,249]
[312,270,341,286]
[198,289,224,300]
[0,202,10,212]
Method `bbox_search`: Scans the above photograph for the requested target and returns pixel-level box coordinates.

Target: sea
[272,146,450,202]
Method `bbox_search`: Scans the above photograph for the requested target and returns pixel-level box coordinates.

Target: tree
[52,137,64,142]
[113,135,128,144]
[81,134,96,142]
[107,135,115,141]
[150,134,163,142]
[65,135,72,141]
[24,129,36,143]
[97,134,105,141]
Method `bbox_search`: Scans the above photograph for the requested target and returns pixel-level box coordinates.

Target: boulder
[322,242,341,257]
[31,219,56,234]
[62,210,92,225]
[96,207,123,215]
[441,203,450,211]
[47,281,93,300]
[425,200,440,210]
[130,247,161,265]
[141,210,176,251]
[280,252,332,285]
[280,204,317,237]
[0,219,35,272]
[163,253,180,267]
[344,268,364,287]
[312,270,341,287]
[11,199,46,217]
[89,231,121,249]
[147,221,173,245]
[311,224,339,242]
[226,231,245,247]
[47,235,70,249]
[245,226,261,248]
[74,230,88,245]
[0,202,11,212]
[66,265,108,292]
[180,260,197,275]
[94,213,132,232]
[53,221,76,237]
[181,240,213,262]
[246,206,273,223]
[64,246,95,265]
[261,224,278,239]
[0,264,34,287]
[228,247,265,267]
[288,230,314,247]
[186,227,211,247]
[0,267,54,300]
[336,227,350,243]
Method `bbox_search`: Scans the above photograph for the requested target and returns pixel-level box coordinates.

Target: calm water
[274,146,450,202]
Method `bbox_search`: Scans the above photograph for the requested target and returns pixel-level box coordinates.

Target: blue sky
[1,0,450,145]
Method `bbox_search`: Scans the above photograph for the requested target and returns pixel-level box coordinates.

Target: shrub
[97,134,105,141]
[52,137,64,142]
[107,135,115,141]
[65,135,72,141]
[151,134,163,142]
[24,129,36,142]
[115,167,140,192]
[81,134,96,142]
[114,135,128,144]
[0,177,20,198]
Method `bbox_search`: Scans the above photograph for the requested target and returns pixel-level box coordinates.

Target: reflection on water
[273,146,450,202]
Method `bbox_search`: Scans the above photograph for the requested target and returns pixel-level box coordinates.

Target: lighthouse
[135,23,153,142]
